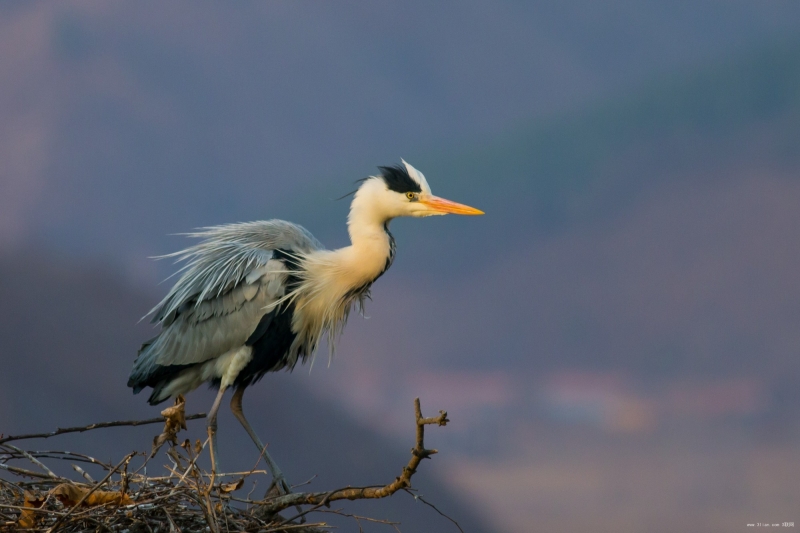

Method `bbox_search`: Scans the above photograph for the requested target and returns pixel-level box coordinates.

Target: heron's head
[352,160,484,222]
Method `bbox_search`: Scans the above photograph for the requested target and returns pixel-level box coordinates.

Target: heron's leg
[230,386,292,496]
[206,385,228,489]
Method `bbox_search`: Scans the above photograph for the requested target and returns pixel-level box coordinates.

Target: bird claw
[265,474,305,523]
[266,474,292,497]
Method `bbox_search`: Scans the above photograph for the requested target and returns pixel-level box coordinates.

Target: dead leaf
[18,490,45,529]
[220,478,244,494]
[50,484,84,506]
[152,395,188,455]
[194,439,203,455]
[51,483,133,507]
[161,395,187,431]
[86,490,133,506]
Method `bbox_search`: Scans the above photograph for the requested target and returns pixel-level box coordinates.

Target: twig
[0,503,66,515]
[291,474,318,490]
[0,413,207,445]
[0,462,52,480]
[164,508,182,533]
[317,508,400,526]
[0,478,24,495]
[168,437,209,494]
[2,444,62,480]
[4,450,114,470]
[405,489,465,533]
[246,480,258,505]
[262,522,330,532]
[73,464,96,483]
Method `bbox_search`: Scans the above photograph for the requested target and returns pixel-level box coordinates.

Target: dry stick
[190,478,219,533]
[317,508,403,533]
[0,462,52,480]
[404,489,465,533]
[317,508,401,526]
[41,450,114,469]
[45,452,135,533]
[278,489,337,526]
[168,438,210,495]
[291,474,318,490]
[202,482,219,533]
[259,398,448,516]
[0,413,207,445]
[176,442,219,533]
[0,478,24,496]
[5,450,113,470]
[73,464,96,483]
[0,503,68,516]
[163,508,182,533]
[262,522,330,533]
[2,444,61,480]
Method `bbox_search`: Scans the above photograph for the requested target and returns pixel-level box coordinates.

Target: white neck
[341,179,394,283]
[347,180,393,246]
[299,180,394,302]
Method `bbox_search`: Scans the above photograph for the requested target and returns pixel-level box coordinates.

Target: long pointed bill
[420,195,485,215]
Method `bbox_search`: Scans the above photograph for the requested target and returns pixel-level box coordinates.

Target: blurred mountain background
[2,2,800,532]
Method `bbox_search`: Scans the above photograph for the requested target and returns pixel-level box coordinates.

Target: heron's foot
[265,472,305,524]
[266,473,293,498]
[261,453,293,497]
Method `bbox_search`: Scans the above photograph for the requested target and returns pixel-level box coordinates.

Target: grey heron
[127,161,483,493]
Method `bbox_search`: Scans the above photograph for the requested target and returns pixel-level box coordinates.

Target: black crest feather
[377,164,422,194]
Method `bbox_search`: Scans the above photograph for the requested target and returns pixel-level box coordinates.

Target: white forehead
[402,159,432,194]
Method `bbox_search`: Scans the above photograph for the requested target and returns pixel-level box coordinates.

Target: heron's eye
[406,192,415,200]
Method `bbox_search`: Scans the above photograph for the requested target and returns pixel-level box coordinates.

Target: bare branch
[0,413,207,445]
[404,489,465,533]
[0,462,53,480]
[317,508,400,527]
[2,444,62,480]
[257,397,449,516]
[72,464,96,484]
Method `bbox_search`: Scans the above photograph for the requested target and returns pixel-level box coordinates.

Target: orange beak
[419,195,485,215]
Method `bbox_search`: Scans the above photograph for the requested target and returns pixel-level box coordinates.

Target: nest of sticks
[0,398,458,533]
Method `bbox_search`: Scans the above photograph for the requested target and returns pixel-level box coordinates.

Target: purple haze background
[2,2,800,532]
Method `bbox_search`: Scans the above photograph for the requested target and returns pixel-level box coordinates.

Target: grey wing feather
[130,220,322,379]
[142,278,273,367]
[147,220,322,325]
